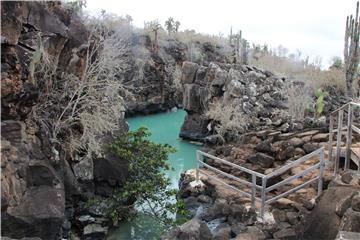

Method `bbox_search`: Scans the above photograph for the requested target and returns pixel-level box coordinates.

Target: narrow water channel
[107,109,200,240]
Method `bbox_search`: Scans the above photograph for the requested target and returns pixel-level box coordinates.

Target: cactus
[28,32,43,85]
[229,29,248,64]
[344,1,360,98]
[314,88,328,118]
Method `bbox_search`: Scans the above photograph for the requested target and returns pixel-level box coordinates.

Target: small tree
[106,127,187,229]
[344,1,360,98]
[165,17,174,35]
[174,20,180,33]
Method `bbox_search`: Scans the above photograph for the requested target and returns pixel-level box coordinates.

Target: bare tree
[344,1,360,98]
[33,15,131,157]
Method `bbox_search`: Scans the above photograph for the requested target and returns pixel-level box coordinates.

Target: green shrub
[314,88,328,118]
[105,127,187,229]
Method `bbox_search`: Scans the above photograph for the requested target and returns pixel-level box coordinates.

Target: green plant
[28,32,44,85]
[344,1,360,98]
[314,88,328,118]
[106,127,187,229]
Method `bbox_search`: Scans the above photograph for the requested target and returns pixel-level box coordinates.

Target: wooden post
[335,109,343,175]
[345,104,353,170]
[251,174,256,209]
[328,114,334,162]
[260,177,267,217]
[318,149,325,197]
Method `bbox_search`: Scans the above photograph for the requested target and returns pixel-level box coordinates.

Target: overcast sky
[86,0,357,67]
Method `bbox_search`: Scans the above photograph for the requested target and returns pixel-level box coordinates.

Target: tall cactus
[344,1,360,98]
[229,29,248,64]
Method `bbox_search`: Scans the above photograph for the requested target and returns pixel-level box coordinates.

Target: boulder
[181,61,199,84]
[26,161,61,187]
[1,1,23,45]
[341,172,353,184]
[183,84,208,112]
[2,186,65,239]
[286,211,299,225]
[303,143,318,154]
[83,223,108,239]
[247,153,275,168]
[228,80,245,98]
[351,194,360,212]
[179,113,210,141]
[184,196,202,217]
[203,199,230,221]
[273,227,296,239]
[272,209,287,223]
[302,186,359,240]
[198,194,212,204]
[205,134,224,145]
[311,133,328,142]
[288,137,303,147]
[336,193,355,217]
[194,66,208,85]
[161,218,212,240]
[213,226,231,240]
[235,226,266,240]
[211,67,227,87]
[339,208,360,232]
[73,156,94,181]
[93,152,128,197]
[256,140,275,154]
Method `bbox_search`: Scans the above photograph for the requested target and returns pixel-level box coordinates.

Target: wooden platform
[331,145,360,167]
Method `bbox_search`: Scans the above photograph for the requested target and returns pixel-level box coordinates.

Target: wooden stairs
[329,101,360,173]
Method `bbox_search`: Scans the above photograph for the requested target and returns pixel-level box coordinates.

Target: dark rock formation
[0,2,127,239]
[178,61,293,141]
[302,186,359,240]
[161,218,213,240]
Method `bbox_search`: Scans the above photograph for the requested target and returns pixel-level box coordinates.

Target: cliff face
[178,61,339,142]
[0,2,128,239]
[178,61,291,141]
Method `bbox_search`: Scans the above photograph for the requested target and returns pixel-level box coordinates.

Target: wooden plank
[351,148,360,167]
[318,150,325,197]
[328,115,334,161]
[335,110,343,175]
[331,126,348,133]
[350,101,360,108]
[352,125,360,135]
[345,104,353,170]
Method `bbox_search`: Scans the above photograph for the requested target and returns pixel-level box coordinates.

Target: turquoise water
[107,109,199,240]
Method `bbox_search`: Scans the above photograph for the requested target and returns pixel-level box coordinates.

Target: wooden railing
[328,101,360,174]
[196,147,325,217]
